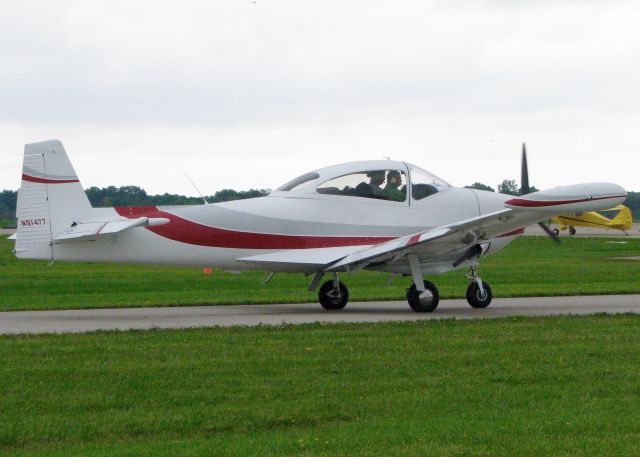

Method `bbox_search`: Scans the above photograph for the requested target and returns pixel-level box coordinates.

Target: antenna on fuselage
[184,171,211,205]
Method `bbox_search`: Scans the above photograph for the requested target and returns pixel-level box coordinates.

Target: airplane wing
[53,217,169,243]
[237,245,369,271]
[237,182,626,273]
[236,209,522,273]
[325,209,525,272]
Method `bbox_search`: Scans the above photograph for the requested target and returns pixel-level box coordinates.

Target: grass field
[1,315,640,456]
[1,235,639,311]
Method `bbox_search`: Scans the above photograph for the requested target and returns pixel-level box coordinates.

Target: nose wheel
[466,281,492,308]
[465,266,492,308]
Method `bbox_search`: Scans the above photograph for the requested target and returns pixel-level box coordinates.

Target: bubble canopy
[273,160,450,202]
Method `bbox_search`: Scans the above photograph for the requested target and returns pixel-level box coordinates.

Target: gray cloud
[0,0,638,192]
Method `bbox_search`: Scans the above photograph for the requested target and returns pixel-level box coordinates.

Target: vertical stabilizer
[15,140,92,259]
[611,205,633,230]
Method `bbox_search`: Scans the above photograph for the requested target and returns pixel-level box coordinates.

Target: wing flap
[237,245,368,271]
[326,227,452,270]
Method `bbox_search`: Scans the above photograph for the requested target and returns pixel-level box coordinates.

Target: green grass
[1,315,640,456]
[0,218,15,227]
[1,235,639,311]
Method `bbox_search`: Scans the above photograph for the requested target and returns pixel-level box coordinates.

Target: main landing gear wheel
[466,281,493,308]
[552,228,560,236]
[319,280,349,310]
[569,227,576,236]
[406,280,440,313]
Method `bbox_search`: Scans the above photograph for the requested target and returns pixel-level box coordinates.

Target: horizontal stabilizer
[54,217,169,243]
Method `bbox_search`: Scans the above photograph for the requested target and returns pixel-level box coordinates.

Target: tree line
[0,186,269,221]
[1,184,639,222]
[83,186,269,208]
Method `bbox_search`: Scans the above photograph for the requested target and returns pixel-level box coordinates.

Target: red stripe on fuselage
[115,206,395,249]
[505,194,626,208]
[22,174,80,184]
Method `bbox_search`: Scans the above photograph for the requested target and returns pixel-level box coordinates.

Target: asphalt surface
[1,295,639,335]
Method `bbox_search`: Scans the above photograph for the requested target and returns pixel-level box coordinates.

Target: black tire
[552,228,560,236]
[406,280,440,312]
[466,281,492,308]
[569,227,576,236]
[319,280,349,310]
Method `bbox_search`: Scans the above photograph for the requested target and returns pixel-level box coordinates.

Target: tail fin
[610,205,633,230]
[15,140,92,259]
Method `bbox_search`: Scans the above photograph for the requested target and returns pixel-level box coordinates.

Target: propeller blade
[538,221,561,244]
[520,143,530,195]
[520,144,559,243]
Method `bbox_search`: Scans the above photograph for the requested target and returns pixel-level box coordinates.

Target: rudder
[610,205,633,230]
[15,140,92,259]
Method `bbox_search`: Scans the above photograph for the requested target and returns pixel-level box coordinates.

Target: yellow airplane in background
[549,205,633,236]
[517,143,633,238]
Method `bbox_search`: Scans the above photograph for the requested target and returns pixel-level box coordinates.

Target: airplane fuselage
[49,186,515,274]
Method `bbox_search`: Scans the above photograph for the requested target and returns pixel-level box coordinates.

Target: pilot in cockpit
[366,170,385,196]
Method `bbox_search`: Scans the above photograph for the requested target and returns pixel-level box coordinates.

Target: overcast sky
[1,0,639,195]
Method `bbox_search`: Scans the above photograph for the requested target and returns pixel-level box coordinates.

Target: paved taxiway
[1,295,639,334]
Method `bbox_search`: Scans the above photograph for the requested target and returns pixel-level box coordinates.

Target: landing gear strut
[465,265,492,308]
[318,274,349,310]
[405,253,440,312]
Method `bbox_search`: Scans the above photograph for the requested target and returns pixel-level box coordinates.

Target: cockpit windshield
[276,172,320,192]
[410,167,450,201]
[274,162,450,203]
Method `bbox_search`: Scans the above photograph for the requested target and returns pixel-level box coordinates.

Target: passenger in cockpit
[383,170,405,201]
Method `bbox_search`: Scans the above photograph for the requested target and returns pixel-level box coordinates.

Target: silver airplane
[13,140,627,312]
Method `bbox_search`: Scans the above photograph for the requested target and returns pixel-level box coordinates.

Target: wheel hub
[326,289,342,304]
[418,290,434,305]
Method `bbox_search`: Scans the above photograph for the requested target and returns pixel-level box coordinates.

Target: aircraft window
[276,172,320,191]
[317,170,407,202]
[410,167,449,201]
